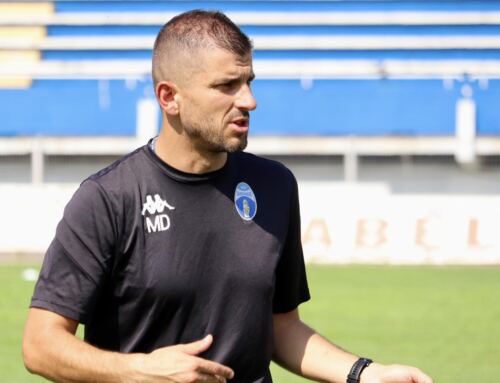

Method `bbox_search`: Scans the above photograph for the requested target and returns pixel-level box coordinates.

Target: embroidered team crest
[234,182,257,221]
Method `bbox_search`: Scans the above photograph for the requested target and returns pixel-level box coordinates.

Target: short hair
[152,10,253,86]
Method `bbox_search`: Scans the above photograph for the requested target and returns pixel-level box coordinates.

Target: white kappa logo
[142,194,175,233]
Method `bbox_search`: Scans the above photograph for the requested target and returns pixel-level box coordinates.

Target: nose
[235,83,257,111]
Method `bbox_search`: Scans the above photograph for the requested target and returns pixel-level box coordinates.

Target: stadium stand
[0,3,52,89]
[1,0,500,183]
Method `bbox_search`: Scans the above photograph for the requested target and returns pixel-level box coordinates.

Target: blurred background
[0,0,499,382]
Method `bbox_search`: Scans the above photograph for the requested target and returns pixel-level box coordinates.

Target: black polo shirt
[31,144,310,382]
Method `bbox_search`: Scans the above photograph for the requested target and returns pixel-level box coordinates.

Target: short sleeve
[31,180,117,324]
[273,175,310,313]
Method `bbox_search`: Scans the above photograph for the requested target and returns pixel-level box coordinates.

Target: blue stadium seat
[1,0,500,137]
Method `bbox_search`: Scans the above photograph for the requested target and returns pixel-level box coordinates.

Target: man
[23,10,433,383]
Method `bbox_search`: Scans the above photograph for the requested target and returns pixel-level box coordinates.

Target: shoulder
[64,146,149,237]
[86,145,147,188]
[76,145,154,206]
[232,151,296,182]
[230,152,298,205]
[69,145,149,214]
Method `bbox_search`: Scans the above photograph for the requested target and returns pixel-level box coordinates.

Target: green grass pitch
[1,264,499,382]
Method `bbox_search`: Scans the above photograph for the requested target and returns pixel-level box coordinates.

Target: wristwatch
[347,358,373,383]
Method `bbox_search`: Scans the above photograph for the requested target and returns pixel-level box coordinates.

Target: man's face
[175,47,257,153]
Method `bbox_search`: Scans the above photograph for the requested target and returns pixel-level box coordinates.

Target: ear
[156,81,179,116]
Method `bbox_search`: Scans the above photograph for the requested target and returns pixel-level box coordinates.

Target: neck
[154,122,227,174]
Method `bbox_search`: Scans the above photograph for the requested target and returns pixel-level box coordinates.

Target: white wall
[1,182,499,264]
[0,184,78,253]
[299,183,500,265]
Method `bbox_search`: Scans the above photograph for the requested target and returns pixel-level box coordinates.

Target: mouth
[229,118,249,133]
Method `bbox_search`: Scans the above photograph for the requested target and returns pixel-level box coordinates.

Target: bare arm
[272,309,433,383]
[272,308,358,382]
[23,308,234,383]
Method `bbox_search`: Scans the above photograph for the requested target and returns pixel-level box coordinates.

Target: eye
[220,80,237,89]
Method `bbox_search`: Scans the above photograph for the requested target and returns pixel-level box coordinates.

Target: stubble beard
[183,118,248,153]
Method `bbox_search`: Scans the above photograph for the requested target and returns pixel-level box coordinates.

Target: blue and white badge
[234,182,257,221]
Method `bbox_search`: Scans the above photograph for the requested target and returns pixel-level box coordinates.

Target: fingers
[174,335,234,380]
[193,356,234,380]
[187,371,228,383]
[178,334,214,356]
[157,335,234,381]
[412,367,434,383]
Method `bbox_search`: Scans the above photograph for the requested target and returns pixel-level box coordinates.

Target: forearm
[23,310,141,383]
[273,316,359,383]
[273,311,433,383]
[24,309,234,383]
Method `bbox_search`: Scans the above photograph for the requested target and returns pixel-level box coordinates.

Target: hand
[361,363,434,383]
[130,334,234,382]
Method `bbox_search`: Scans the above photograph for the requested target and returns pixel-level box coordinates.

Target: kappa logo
[142,194,175,233]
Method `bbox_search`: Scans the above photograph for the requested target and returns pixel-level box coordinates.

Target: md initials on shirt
[142,194,175,233]
[146,214,171,233]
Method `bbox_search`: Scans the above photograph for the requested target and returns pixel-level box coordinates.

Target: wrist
[122,352,147,383]
[359,362,384,383]
[346,358,373,383]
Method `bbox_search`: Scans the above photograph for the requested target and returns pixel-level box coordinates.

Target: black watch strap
[347,358,373,383]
